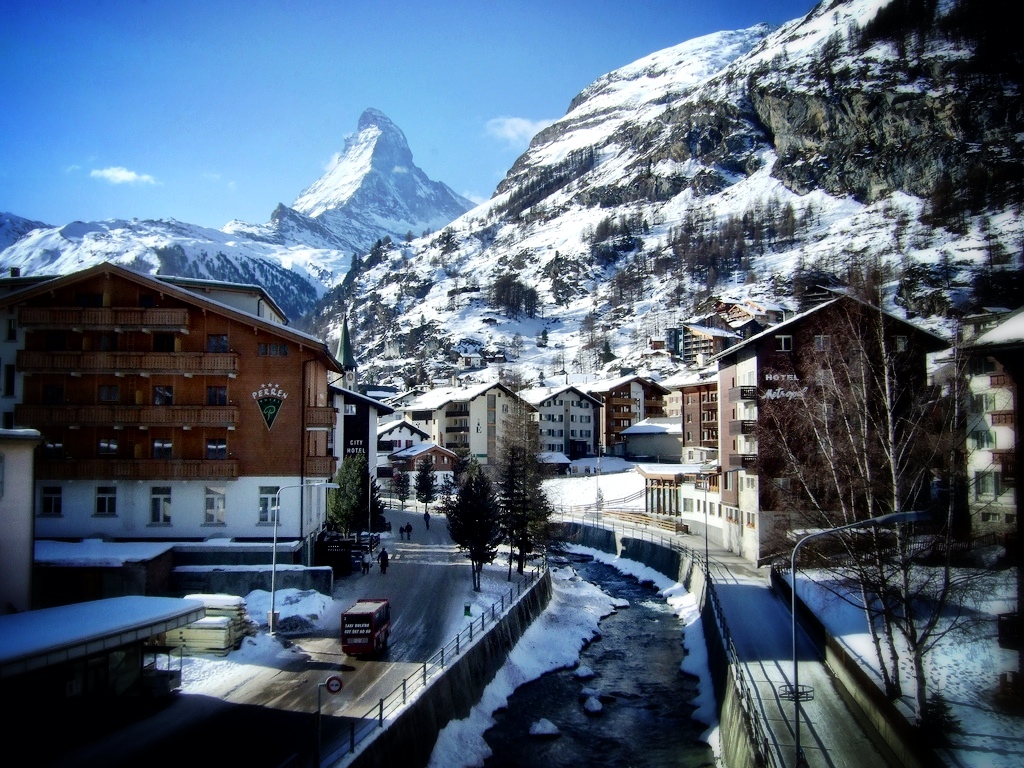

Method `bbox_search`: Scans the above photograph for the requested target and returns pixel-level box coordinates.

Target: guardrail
[555,509,785,768]
[331,565,545,764]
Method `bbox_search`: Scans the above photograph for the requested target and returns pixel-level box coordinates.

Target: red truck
[340,598,391,656]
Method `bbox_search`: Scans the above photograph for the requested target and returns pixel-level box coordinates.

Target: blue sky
[1,0,818,230]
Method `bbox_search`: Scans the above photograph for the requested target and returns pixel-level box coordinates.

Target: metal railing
[328,565,545,765]
[555,509,785,768]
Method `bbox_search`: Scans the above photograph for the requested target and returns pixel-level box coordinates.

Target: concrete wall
[339,570,553,768]
[170,565,334,597]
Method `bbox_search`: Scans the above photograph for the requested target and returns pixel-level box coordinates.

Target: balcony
[991,410,1015,427]
[303,456,337,477]
[17,350,239,376]
[445,425,470,434]
[445,407,470,418]
[18,306,190,332]
[38,459,239,481]
[304,407,337,428]
[991,373,1011,388]
[700,399,718,411]
[15,404,239,428]
[728,454,758,471]
[993,449,1016,487]
[608,396,633,407]
[728,386,758,402]
[728,420,758,436]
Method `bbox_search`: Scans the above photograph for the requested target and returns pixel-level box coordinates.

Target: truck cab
[340,598,391,656]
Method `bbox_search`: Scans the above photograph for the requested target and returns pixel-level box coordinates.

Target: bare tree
[758,297,992,724]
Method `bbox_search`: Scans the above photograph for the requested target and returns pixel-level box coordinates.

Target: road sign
[325,674,343,694]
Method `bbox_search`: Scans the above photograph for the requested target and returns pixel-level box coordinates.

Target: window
[153,386,174,406]
[45,331,67,351]
[895,335,908,352]
[776,335,793,351]
[97,332,117,351]
[976,471,1003,499]
[205,486,226,525]
[153,333,175,352]
[3,364,13,397]
[206,438,227,459]
[0,453,4,498]
[344,404,357,416]
[207,334,229,353]
[153,439,173,459]
[150,486,172,524]
[43,440,63,459]
[257,343,288,356]
[259,485,279,524]
[98,384,120,403]
[207,386,227,406]
[682,498,694,512]
[41,486,62,516]
[95,486,117,517]
[971,429,995,449]
[98,437,119,456]
[5,319,16,342]
[814,335,830,351]
[971,393,996,413]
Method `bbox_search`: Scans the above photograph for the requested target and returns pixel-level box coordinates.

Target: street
[40,507,473,768]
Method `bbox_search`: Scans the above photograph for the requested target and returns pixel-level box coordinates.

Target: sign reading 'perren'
[253,383,289,430]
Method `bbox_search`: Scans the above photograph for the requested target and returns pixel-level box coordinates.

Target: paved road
[40,507,471,768]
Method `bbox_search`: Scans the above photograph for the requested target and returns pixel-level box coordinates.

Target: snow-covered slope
[304,0,1021,388]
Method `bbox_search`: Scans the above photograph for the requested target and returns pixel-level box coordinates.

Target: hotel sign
[253,383,289,430]
[762,372,807,400]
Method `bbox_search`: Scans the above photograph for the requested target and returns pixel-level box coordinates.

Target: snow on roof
[377,418,428,438]
[621,417,682,435]
[518,384,602,406]
[970,307,1024,348]
[538,451,571,464]
[0,596,205,675]
[35,539,177,567]
[683,324,741,338]
[391,442,453,460]
[402,381,514,410]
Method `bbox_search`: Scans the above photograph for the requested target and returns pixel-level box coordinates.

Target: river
[481,554,716,768]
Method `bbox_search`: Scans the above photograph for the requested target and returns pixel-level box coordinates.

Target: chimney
[9,267,20,277]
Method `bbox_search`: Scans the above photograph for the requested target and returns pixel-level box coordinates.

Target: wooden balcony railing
[18,306,190,331]
[17,350,239,376]
[991,373,1011,388]
[304,407,337,427]
[991,410,1015,427]
[37,459,239,481]
[15,404,239,428]
[303,456,337,477]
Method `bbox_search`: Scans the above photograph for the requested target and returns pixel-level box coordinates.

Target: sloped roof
[621,417,682,435]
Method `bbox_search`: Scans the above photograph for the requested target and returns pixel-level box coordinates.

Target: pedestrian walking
[423,511,430,530]
[377,547,389,575]
[361,549,372,575]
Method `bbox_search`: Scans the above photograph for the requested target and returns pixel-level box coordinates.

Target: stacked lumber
[164,594,257,655]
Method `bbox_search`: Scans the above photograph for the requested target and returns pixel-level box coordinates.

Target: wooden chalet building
[0,263,343,560]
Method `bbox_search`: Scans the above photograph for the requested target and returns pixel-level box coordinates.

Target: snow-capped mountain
[300,0,1022,388]
[291,108,475,247]
[0,109,473,321]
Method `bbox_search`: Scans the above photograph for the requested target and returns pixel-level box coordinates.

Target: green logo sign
[252,383,288,430]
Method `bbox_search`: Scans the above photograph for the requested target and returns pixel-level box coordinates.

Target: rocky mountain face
[0,109,473,321]
[301,0,1022,387]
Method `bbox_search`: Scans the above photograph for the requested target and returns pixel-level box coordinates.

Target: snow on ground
[427,547,719,768]
[797,563,1023,768]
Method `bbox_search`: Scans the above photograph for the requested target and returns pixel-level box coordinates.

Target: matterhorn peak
[290,109,472,246]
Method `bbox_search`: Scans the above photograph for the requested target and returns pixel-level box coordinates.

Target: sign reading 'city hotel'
[253,383,289,430]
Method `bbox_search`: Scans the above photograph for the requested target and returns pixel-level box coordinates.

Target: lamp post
[785,510,929,767]
[270,481,340,635]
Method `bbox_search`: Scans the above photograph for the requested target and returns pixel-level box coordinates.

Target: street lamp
[784,510,929,767]
[270,481,340,635]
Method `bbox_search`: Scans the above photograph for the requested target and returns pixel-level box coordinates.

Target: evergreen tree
[496,397,552,576]
[392,468,410,510]
[440,459,503,590]
[415,457,438,512]
[329,454,385,534]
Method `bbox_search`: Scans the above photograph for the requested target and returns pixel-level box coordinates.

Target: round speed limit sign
[325,675,343,694]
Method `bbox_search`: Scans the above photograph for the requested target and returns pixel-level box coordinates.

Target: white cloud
[90,166,158,185]
[324,152,344,172]
[485,116,555,148]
